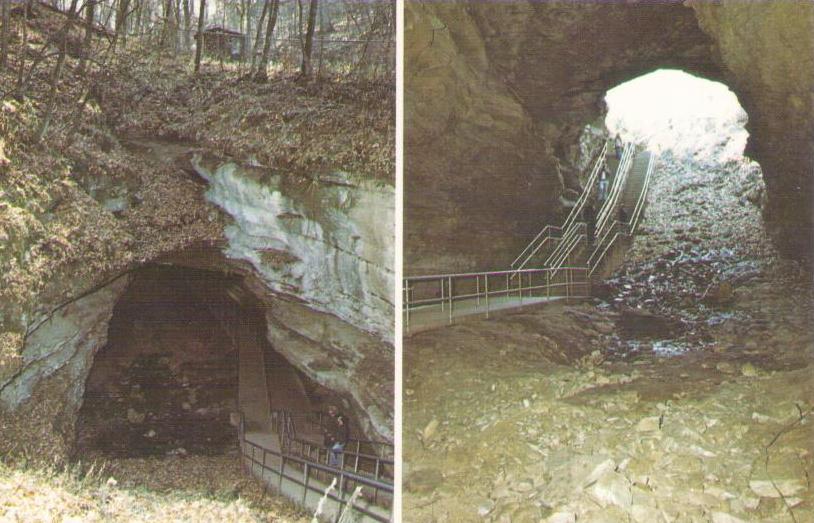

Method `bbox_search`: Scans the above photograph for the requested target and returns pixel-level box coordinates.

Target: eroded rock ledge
[0,148,394,461]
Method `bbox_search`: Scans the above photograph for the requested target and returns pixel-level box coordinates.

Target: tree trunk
[174,0,181,51]
[250,0,269,73]
[193,0,205,72]
[299,0,316,77]
[182,0,190,50]
[78,0,95,74]
[1,0,10,70]
[114,0,130,49]
[161,0,173,49]
[13,0,31,94]
[254,0,278,81]
[37,0,79,142]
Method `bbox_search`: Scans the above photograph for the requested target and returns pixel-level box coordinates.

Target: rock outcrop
[193,155,394,342]
[405,1,813,273]
[688,1,814,256]
[0,146,394,460]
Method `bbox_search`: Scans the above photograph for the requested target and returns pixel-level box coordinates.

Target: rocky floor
[403,154,813,522]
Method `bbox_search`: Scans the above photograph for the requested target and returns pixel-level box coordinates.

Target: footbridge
[403,142,656,333]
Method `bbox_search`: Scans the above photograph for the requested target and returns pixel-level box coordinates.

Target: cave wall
[193,156,395,440]
[405,0,813,273]
[688,0,814,255]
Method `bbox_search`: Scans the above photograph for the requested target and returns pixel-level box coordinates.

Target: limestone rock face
[193,156,394,342]
[405,1,813,272]
[688,1,814,255]
[192,157,395,440]
[0,276,130,411]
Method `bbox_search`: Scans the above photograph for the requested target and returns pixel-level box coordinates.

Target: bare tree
[78,0,96,74]
[249,0,269,73]
[1,0,10,69]
[299,0,316,77]
[193,0,205,72]
[114,0,131,48]
[182,0,191,50]
[253,0,278,81]
[37,0,80,141]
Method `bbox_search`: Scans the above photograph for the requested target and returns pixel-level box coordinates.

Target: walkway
[403,145,656,333]
[241,428,392,523]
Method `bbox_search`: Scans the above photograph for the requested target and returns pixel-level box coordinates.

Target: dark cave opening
[73,265,337,459]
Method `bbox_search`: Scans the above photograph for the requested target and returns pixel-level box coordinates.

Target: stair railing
[545,144,635,268]
[588,153,656,278]
[548,223,586,272]
[595,143,635,239]
[627,152,656,233]
[549,231,587,281]
[510,141,608,274]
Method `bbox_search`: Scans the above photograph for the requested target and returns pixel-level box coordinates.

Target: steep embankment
[0,12,394,464]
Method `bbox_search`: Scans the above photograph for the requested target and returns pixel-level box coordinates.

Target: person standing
[614,134,623,160]
[618,206,629,225]
[597,169,609,203]
[323,405,350,468]
[584,204,596,246]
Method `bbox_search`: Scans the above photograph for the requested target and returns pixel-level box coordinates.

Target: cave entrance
[605,69,751,165]
[74,265,324,458]
[594,70,775,358]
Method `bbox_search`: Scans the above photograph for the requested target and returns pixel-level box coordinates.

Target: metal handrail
[629,153,656,232]
[243,410,394,522]
[586,146,635,269]
[595,144,635,237]
[588,153,657,277]
[562,142,609,234]
[302,410,394,459]
[544,219,586,267]
[404,266,584,282]
[547,224,586,271]
[544,143,631,271]
[550,232,589,281]
[272,409,394,481]
[403,266,591,329]
[587,224,628,277]
[587,220,626,268]
[511,141,608,272]
[242,438,392,523]
[510,225,561,269]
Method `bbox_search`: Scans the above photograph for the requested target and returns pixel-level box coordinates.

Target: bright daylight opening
[605,69,748,164]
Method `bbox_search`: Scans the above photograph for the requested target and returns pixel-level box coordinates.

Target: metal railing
[305,411,394,460]
[588,152,657,277]
[403,266,591,329]
[240,411,394,522]
[543,143,635,272]
[401,144,654,332]
[510,142,609,273]
[270,410,394,485]
[595,143,635,238]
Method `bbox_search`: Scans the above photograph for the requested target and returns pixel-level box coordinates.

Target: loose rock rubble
[404,153,813,522]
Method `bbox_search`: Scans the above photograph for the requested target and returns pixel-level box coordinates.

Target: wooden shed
[196,25,246,61]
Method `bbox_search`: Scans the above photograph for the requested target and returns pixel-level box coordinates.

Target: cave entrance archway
[594,69,767,240]
[74,265,331,458]
[604,69,751,164]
